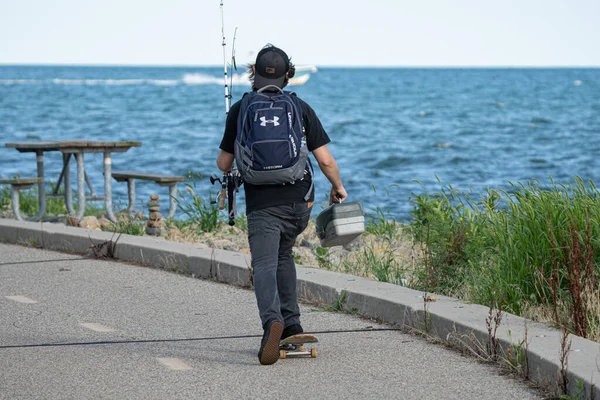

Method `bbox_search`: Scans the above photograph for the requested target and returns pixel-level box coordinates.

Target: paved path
[0,243,544,399]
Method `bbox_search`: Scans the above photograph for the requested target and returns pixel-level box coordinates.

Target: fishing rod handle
[219,189,226,210]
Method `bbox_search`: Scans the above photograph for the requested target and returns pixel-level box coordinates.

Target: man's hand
[330,186,348,204]
[313,145,347,205]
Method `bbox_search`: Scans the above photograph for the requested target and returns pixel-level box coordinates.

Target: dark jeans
[247,203,312,329]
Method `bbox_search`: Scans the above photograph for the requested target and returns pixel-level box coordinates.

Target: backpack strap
[304,157,315,201]
[287,93,312,201]
[257,85,284,94]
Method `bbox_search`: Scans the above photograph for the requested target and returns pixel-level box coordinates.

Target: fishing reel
[210,169,243,225]
[210,174,228,210]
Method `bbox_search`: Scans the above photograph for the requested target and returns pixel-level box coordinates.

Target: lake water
[1,66,599,221]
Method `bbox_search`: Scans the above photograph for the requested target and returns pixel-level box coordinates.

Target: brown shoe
[258,321,284,365]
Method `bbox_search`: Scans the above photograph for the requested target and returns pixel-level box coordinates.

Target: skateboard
[279,334,318,359]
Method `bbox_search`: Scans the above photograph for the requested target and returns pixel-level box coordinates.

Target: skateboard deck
[279,334,318,359]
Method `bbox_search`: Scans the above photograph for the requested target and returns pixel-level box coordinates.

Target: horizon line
[0,62,599,69]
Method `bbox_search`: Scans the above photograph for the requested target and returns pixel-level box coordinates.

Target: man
[217,44,347,365]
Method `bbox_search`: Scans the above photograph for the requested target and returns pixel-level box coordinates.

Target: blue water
[1,66,599,221]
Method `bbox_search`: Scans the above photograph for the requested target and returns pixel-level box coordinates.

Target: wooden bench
[0,178,44,221]
[111,171,185,219]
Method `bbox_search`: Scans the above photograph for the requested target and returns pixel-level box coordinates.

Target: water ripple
[1,66,599,220]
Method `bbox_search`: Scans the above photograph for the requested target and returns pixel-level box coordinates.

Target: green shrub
[409,176,600,340]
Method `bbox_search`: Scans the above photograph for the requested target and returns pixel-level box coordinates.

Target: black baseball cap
[254,45,290,89]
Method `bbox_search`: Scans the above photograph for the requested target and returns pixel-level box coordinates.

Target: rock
[145,226,162,236]
[300,239,317,250]
[145,194,164,234]
[0,210,15,219]
[149,211,162,220]
[98,216,114,230]
[79,216,100,230]
[147,219,165,228]
[327,246,351,265]
[66,215,80,227]
[292,246,318,267]
[343,235,367,251]
[295,220,320,246]
[146,200,160,208]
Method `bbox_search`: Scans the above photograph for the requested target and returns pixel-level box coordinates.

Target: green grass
[364,184,401,241]
[408,176,600,341]
[343,245,406,284]
[102,216,146,235]
[324,290,349,312]
[364,206,398,240]
[0,185,10,211]
[315,243,407,285]
[175,174,221,233]
[0,182,105,218]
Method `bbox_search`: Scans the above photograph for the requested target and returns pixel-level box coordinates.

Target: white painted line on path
[5,296,38,304]
[80,323,117,333]
[156,358,193,371]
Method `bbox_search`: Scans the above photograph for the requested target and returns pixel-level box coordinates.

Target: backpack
[235,85,312,198]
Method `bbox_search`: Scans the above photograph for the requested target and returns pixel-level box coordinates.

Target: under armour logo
[260,116,280,126]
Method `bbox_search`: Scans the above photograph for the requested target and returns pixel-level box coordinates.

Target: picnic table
[5,140,141,222]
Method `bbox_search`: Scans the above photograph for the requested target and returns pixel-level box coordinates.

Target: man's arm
[217,150,234,172]
[312,144,348,204]
[217,101,240,172]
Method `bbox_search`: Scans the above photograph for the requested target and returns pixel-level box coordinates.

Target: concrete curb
[0,218,598,397]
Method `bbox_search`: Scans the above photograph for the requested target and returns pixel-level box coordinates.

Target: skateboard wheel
[299,345,305,352]
[280,350,286,359]
[311,348,317,358]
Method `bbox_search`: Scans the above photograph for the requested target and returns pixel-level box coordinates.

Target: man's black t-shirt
[220,95,330,214]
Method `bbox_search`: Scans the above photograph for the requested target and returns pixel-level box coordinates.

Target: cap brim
[254,74,285,90]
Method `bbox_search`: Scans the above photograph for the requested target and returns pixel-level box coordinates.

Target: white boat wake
[0,66,317,87]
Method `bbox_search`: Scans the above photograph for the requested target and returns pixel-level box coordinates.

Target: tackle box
[315,202,365,247]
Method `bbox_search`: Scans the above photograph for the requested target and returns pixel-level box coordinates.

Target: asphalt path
[0,243,545,399]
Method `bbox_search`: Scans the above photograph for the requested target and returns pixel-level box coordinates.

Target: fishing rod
[210,171,243,226]
[212,1,243,226]
[220,0,231,113]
